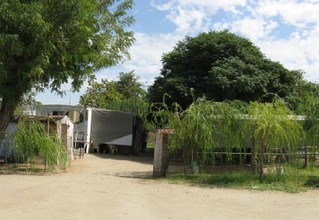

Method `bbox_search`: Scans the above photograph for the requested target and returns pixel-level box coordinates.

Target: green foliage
[166,166,319,193]
[293,92,319,167]
[148,30,305,109]
[246,100,303,182]
[169,98,247,165]
[162,98,306,183]
[116,71,146,99]
[14,117,67,171]
[147,101,178,131]
[288,75,319,112]
[247,101,302,152]
[0,0,134,142]
[296,93,319,145]
[80,71,146,110]
[80,79,123,107]
[0,0,134,96]
[106,98,150,118]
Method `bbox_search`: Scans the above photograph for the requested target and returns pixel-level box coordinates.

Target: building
[36,105,146,155]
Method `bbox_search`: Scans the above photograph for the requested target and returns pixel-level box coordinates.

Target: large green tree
[80,79,123,107]
[0,0,134,141]
[148,30,306,109]
[80,71,145,111]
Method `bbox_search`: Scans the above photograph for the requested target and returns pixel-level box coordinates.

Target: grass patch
[166,166,319,193]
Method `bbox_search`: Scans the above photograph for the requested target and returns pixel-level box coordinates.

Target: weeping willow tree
[14,117,67,171]
[246,100,303,183]
[296,94,319,167]
[169,99,247,167]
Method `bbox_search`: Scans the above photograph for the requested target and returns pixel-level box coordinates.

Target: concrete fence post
[153,129,173,177]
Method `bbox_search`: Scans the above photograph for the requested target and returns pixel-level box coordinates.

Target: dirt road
[0,154,318,220]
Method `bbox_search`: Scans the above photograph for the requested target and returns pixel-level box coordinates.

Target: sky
[36,0,319,105]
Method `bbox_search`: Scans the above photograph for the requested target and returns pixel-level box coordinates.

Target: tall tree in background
[0,0,134,141]
[116,71,145,99]
[80,71,146,109]
[80,79,123,108]
[148,30,305,109]
[289,78,319,112]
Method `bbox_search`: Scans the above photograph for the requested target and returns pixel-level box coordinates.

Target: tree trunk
[258,146,265,183]
[0,98,16,143]
[304,145,308,168]
[258,152,264,183]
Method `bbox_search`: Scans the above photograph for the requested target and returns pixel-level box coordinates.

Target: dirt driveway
[0,153,318,220]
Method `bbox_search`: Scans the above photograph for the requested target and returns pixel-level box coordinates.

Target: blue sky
[36,0,319,105]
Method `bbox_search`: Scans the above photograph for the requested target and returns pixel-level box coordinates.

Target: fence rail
[171,146,319,167]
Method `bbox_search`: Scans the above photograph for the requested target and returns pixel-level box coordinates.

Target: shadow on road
[89,151,154,166]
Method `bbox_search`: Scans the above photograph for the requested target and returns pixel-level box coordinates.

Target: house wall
[0,122,17,161]
[0,116,74,163]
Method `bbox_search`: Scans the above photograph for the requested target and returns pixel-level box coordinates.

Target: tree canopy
[0,0,134,141]
[147,30,307,109]
[80,71,145,108]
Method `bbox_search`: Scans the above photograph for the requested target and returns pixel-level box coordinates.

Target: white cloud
[265,29,319,81]
[122,32,182,84]
[154,0,248,34]
[252,0,319,28]
[231,17,278,41]
[96,32,183,86]
[159,0,247,12]
[166,6,209,34]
